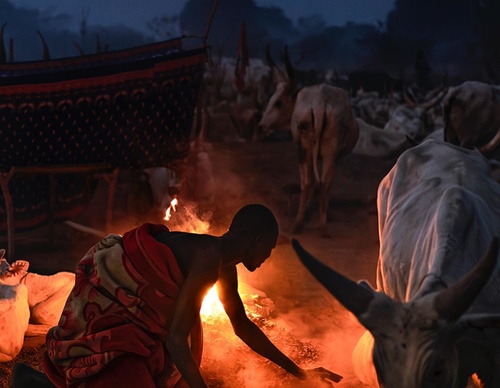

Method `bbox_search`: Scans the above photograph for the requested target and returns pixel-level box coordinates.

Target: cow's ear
[0,249,5,260]
[358,280,376,291]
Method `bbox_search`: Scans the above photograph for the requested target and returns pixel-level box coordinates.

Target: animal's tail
[311,103,327,184]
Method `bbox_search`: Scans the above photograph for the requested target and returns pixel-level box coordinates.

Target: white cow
[293,139,500,387]
[0,249,75,361]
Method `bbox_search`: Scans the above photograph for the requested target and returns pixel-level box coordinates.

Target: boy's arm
[217,266,305,378]
[218,266,343,384]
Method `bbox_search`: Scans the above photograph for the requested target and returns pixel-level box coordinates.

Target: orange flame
[164,198,178,221]
[200,285,226,320]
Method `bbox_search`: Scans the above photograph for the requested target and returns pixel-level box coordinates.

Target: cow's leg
[317,144,338,236]
[293,142,313,234]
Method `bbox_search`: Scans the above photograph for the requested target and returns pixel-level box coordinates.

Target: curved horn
[265,44,276,69]
[434,237,499,322]
[72,41,85,56]
[478,128,500,157]
[403,87,417,108]
[419,85,448,111]
[36,30,50,60]
[292,239,375,317]
[265,44,287,83]
[282,45,295,82]
[0,23,6,64]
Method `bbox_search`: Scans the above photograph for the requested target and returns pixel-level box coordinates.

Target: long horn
[478,128,500,157]
[37,30,51,60]
[8,37,13,63]
[265,44,276,69]
[434,237,499,322]
[282,45,295,82]
[292,239,375,317]
[0,23,6,64]
[265,44,287,83]
[419,85,448,111]
[403,87,417,108]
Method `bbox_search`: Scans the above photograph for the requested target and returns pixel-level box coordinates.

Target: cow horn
[265,44,276,69]
[418,85,448,111]
[0,23,6,64]
[477,128,500,157]
[282,45,295,82]
[434,237,499,322]
[403,87,417,108]
[265,44,287,84]
[292,239,375,317]
[36,30,51,60]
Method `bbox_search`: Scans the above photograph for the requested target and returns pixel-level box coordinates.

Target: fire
[162,196,224,320]
[164,197,178,221]
[161,198,328,386]
[200,285,226,320]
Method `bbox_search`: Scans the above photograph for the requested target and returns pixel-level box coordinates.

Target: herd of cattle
[0,48,499,387]
[206,48,500,387]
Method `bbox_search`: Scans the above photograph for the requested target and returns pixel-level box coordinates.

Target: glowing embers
[200,282,277,324]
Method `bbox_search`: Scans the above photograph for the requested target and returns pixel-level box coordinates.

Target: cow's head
[292,238,500,388]
[258,45,300,133]
[385,85,447,141]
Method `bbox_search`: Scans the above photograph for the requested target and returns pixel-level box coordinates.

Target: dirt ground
[0,135,398,387]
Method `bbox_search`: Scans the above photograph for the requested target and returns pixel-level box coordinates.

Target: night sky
[7,0,395,35]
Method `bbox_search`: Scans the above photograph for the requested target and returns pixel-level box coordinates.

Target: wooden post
[0,168,15,257]
[102,167,119,231]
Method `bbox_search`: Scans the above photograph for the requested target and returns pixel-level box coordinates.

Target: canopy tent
[0,37,207,256]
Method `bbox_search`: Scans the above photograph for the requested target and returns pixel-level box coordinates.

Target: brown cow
[259,46,358,235]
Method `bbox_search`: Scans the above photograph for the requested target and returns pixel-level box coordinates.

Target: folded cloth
[43,223,203,387]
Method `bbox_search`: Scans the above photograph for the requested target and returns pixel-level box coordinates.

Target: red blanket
[43,223,203,387]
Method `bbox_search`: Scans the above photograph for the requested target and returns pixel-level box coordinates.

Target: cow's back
[292,84,358,152]
[376,139,500,306]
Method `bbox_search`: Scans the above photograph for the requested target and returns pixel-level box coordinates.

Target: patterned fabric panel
[0,41,206,232]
